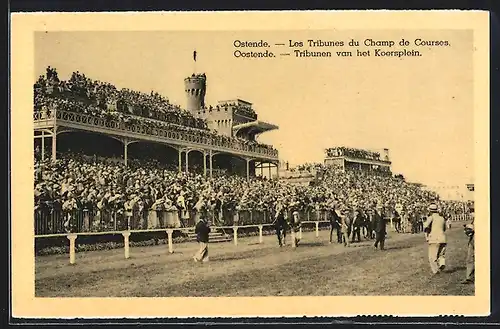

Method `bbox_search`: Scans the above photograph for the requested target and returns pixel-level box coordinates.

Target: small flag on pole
[193,50,197,62]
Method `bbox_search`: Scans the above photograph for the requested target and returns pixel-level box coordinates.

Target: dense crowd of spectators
[34,67,206,129]
[33,68,470,232]
[33,67,276,154]
[34,151,470,233]
[326,147,382,161]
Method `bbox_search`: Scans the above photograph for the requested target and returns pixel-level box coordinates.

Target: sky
[35,30,474,188]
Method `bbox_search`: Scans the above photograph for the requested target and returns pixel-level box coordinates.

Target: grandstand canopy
[233,120,279,138]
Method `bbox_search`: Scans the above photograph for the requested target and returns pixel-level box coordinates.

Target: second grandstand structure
[324,146,392,173]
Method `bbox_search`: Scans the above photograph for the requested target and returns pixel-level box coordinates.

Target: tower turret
[383,148,390,161]
[184,73,206,115]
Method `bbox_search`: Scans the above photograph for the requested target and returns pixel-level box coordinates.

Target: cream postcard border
[10,10,490,318]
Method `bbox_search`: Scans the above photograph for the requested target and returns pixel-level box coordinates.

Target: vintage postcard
[11,10,490,318]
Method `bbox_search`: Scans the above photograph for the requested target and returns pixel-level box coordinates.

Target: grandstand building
[33,68,279,180]
[186,73,280,178]
[323,146,392,173]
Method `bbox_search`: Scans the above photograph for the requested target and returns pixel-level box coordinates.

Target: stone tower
[383,148,390,161]
[184,73,206,115]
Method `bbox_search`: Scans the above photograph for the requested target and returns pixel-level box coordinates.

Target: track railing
[450,214,472,221]
[37,221,331,265]
[34,209,472,265]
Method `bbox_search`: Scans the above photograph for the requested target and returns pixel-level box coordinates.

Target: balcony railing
[33,109,279,159]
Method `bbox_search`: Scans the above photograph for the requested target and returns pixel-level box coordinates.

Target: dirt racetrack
[35,223,474,297]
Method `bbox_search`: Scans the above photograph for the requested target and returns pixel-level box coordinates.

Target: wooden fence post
[67,233,78,265]
[258,225,263,243]
[291,229,297,248]
[233,226,238,246]
[122,231,131,259]
[315,221,319,237]
[167,229,174,253]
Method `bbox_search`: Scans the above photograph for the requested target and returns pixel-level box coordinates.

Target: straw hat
[428,203,438,212]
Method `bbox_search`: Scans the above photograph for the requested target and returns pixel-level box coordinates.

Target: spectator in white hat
[423,203,447,275]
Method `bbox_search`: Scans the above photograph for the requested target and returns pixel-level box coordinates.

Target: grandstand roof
[233,120,279,137]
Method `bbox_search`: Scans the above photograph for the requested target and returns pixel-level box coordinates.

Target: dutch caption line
[232,38,450,59]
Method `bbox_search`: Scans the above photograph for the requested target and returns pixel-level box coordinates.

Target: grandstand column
[268,163,271,178]
[209,150,213,178]
[123,141,128,167]
[203,151,207,176]
[178,149,182,173]
[185,150,189,173]
[245,158,251,181]
[41,132,45,161]
[122,231,131,259]
[67,233,77,265]
[51,128,57,162]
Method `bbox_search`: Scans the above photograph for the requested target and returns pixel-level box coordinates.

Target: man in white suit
[423,203,447,275]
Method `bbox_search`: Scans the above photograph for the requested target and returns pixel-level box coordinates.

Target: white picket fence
[41,220,332,265]
[450,214,472,221]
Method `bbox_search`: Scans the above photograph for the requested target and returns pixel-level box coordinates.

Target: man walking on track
[329,205,342,244]
[291,210,301,247]
[193,217,210,263]
[423,203,447,275]
[462,210,475,284]
[373,204,386,250]
[351,207,363,243]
